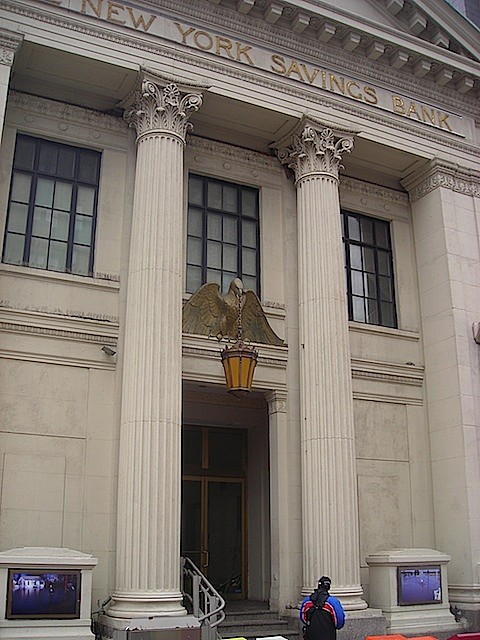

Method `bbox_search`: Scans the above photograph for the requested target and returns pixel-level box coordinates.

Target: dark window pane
[222,271,236,294]
[243,275,257,291]
[48,241,67,271]
[35,178,55,207]
[187,237,203,266]
[350,245,362,269]
[242,247,257,276]
[14,138,36,171]
[32,207,52,237]
[375,221,390,249]
[378,250,391,276]
[57,147,76,179]
[366,298,379,324]
[186,265,202,293]
[223,217,237,243]
[242,189,257,218]
[364,272,377,298]
[363,247,375,272]
[379,275,393,302]
[347,215,360,240]
[381,302,396,327]
[51,211,70,241]
[207,213,222,241]
[7,203,29,233]
[11,173,32,203]
[78,151,99,183]
[351,270,364,296]
[182,428,203,470]
[242,220,257,248]
[352,296,366,323]
[54,182,73,210]
[188,176,204,205]
[188,208,203,237]
[207,182,222,209]
[76,186,95,215]
[361,218,374,244]
[72,244,90,275]
[38,143,58,174]
[223,185,237,212]
[223,244,237,272]
[3,233,24,264]
[74,215,92,244]
[29,237,49,268]
[207,242,222,269]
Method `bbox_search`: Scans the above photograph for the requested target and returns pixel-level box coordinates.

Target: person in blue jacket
[300,576,345,640]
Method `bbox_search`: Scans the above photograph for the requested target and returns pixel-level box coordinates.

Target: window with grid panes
[341,210,397,328]
[186,174,260,294]
[2,135,101,276]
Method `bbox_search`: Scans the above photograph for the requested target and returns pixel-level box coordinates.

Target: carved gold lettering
[81,0,103,17]
[236,42,254,65]
[107,1,125,24]
[363,86,378,105]
[215,36,234,59]
[175,23,195,44]
[271,54,287,75]
[194,30,214,50]
[300,63,319,84]
[329,74,345,94]
[321,71,327,89]
[346,81,362,100]
[286,60,304,80]
[437,111,452,131]
[420,106,435,125]
[126,7,156,31]
[407,102,421,120]
[392,96,406,114]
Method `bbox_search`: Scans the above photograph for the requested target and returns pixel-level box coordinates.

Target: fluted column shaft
[278,124,366,610]
[109,79,202,619]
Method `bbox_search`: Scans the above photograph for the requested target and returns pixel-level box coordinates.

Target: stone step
[220,618,291,631]
[219,630,300,640]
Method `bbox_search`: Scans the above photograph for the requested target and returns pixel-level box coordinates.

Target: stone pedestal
[367,548,462,635]
[0,547,97,640]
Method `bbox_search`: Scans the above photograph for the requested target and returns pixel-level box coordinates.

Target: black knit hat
[318,576,331,589]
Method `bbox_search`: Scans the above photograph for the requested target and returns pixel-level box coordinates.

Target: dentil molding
[402,159,480,200]
[0,30,22,66]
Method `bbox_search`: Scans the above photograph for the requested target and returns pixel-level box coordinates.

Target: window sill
[0,262,120,291]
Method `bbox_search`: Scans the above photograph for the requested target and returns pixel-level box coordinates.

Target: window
[342,210,397,328]
[186,174,260,294]
[2,135,101,276]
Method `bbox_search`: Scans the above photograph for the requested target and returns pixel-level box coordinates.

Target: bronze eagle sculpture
[182,278,284,346]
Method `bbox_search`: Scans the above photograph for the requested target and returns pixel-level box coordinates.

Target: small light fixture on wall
[101,345,116,356]
[221,283,258,397]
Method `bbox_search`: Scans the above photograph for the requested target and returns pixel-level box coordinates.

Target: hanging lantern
[220,280,258,396]
[221,340,258,397]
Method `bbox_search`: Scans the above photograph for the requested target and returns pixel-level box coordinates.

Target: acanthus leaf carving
[277,124,354,182]
[124,79,203,142]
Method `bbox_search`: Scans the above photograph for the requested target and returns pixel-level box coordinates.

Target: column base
[339,608,386,640]
[106,590,186,619]
[95,614,200,640]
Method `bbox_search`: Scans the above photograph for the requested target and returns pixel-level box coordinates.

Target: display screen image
[6,569,81,619]
[397,566,442,606]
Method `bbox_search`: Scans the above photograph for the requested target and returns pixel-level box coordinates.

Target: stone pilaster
[108,77,202,619]
[276,121,366,610]
[0,31,22,143]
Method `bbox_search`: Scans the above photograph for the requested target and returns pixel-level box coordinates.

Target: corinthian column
[108,77,202,619]
[276,121,366,610]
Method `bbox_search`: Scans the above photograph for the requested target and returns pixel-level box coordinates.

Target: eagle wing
[241,290,284,346]
[182,282,228,338]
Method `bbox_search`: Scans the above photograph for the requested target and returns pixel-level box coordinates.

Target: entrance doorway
[181,426,247,598]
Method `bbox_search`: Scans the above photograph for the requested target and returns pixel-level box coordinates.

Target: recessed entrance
[182,426,247,598]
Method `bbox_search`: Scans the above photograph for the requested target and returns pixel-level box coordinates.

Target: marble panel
[354,400,408,461]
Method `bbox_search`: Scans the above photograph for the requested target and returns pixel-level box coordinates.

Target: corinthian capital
[0,30,23,67]
[276,122,354,182]
[124,78,203,142]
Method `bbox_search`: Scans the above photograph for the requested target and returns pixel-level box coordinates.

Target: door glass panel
[181,480,202,570]
[209,430,245,475]
[208,481,243,595]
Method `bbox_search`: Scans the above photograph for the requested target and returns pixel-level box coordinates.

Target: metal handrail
[182,556,226,640]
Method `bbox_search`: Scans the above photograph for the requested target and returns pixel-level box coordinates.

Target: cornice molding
[353,390,423,405]
[188,135,279,170]
[0,306,119,343]
[140,0,479,104]
[340,176,409,205]
[4,0,478,118]
[402,159,480,200]
[351,357,424,387]
[0,348,116,370]
[8,91,128,133]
